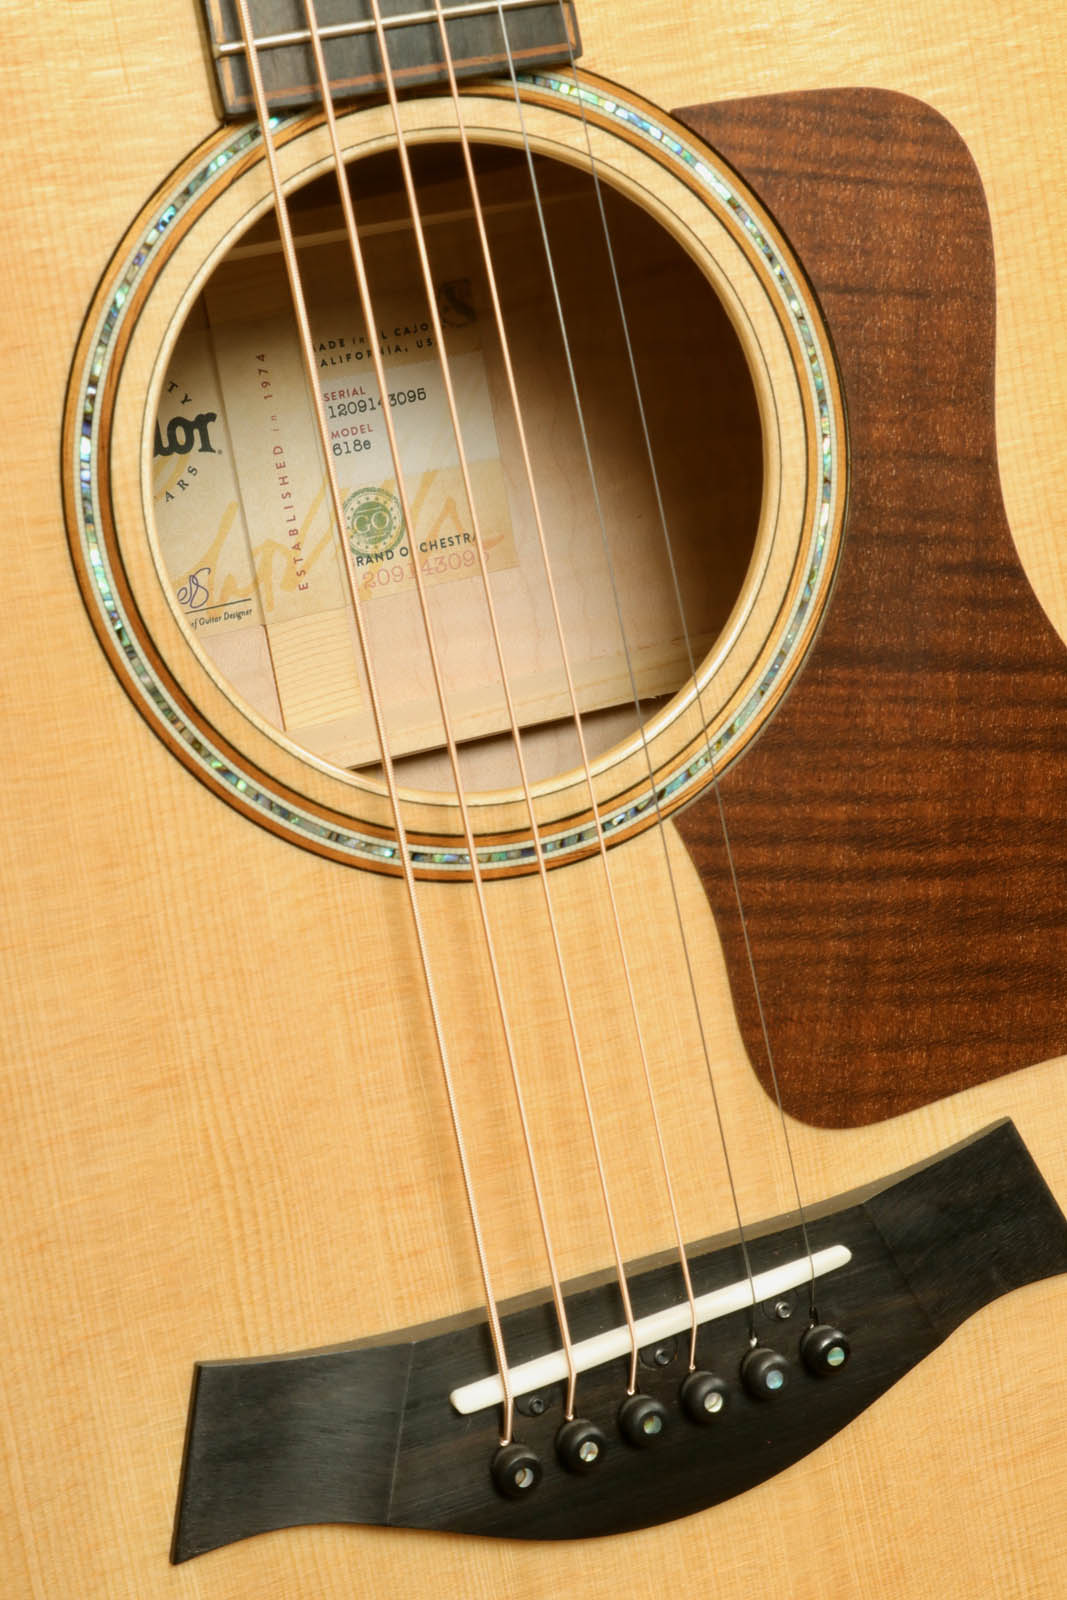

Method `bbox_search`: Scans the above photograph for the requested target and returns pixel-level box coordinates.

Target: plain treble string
[492,0,771,1338]
[553,33,821,1323]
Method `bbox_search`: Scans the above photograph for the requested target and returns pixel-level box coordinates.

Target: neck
[201,0,582,118]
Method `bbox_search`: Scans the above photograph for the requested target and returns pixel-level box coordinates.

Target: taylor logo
[345,486,406,559]
[154,411,218,458]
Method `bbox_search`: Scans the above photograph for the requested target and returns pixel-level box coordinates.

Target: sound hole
[152,141,762,798]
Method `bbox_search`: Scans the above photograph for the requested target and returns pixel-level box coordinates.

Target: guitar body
[3,3,1066,1596]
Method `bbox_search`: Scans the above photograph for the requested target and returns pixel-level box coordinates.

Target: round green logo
[345,486,405,558]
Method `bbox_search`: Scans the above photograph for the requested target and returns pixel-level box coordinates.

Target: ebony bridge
[172,1121,1067,1561]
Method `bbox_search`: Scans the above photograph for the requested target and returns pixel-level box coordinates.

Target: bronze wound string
[235,0,528,1442]
[360,0,652,1403]
[425,0,706,1370]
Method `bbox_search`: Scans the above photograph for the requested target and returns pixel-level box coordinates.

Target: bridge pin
[490,1442,543,1500]
[800,1324,851,1377]
[618,1392,669,1447]
[556,1417,608,1473]
[680,1370,729,1424]
[740,1345,789,1400]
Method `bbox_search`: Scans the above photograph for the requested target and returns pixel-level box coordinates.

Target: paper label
[325,350,515,605]
[152,273,520,748]
[151,302,262,636]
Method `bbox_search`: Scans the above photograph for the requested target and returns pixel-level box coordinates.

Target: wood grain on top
[673,89,1067,1127]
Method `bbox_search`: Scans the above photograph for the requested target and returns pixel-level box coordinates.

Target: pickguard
[673,89,1067,1127]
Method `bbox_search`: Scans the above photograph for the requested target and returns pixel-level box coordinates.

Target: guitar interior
[152,142,763,795]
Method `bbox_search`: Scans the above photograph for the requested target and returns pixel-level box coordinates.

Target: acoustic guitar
[3,1,1067,1595]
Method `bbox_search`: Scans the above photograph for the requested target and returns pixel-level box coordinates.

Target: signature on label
[178,567,211,610]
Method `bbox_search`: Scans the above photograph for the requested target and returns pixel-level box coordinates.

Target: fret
[201,0,582,118]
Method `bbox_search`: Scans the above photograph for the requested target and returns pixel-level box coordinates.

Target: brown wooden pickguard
[671,89,1067,1127]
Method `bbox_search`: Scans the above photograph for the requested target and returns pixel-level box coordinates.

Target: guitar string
[361,0,768,1369]
[424,0,702,1369]
[491,3,767,1336]
[296,0,585,1425]
[237,0,808,1417]
[234,0,527,1446]
[548,34,819,1319]
[360,0,654,1401]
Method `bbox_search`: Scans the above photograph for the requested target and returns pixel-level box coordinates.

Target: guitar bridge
[172,1120,1067,1561]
